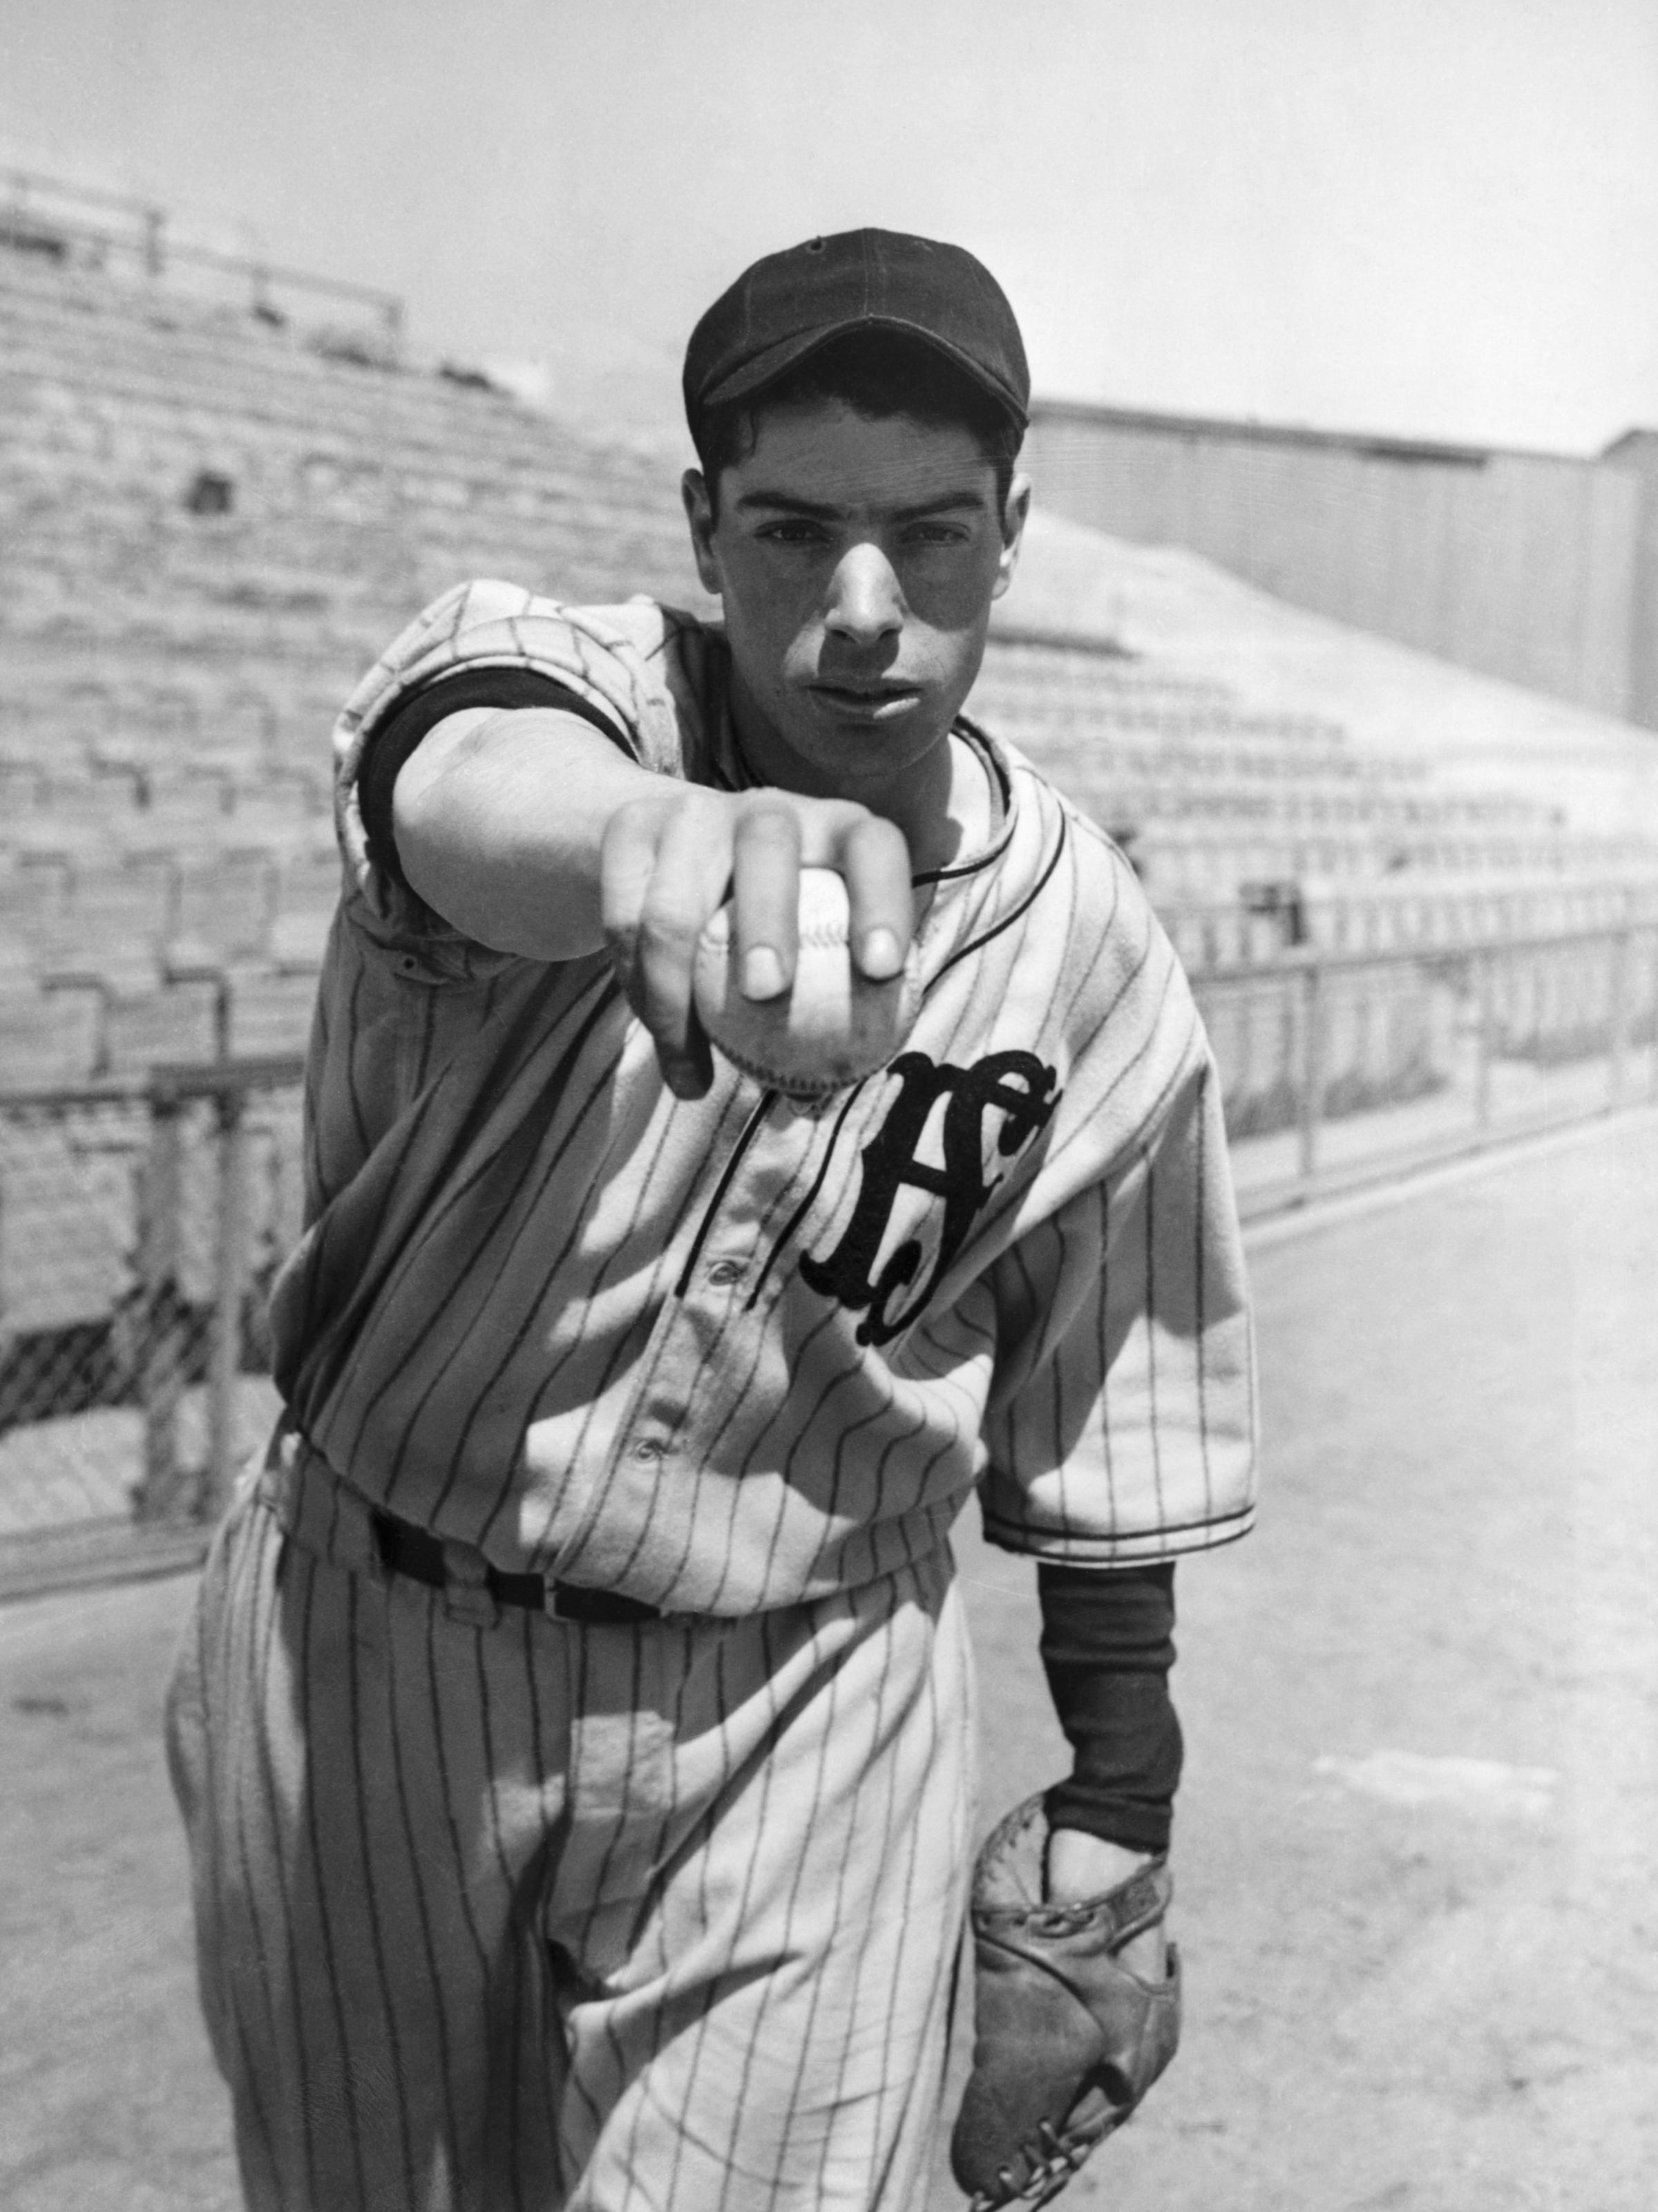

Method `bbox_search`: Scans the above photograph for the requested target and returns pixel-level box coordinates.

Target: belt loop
[258,1424,384,1585]
[439,1537,500,1629]
[257,1417,301,1523]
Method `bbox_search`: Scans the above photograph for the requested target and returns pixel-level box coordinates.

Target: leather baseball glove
[949,1792,1181,2209]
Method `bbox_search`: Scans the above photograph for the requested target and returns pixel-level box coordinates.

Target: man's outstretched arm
[391,705,914,1096]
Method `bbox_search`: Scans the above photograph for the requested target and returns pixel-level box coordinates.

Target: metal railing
[1199,920,1658,1217]
[0,918,1653,1594]
[1,167,404,344]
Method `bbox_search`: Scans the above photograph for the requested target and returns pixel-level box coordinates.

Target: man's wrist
[1045,1826,1156,1904]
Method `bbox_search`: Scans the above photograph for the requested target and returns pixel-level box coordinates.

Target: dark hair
[693,328,1024,520]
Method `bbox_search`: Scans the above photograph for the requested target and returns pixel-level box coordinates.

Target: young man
[167,229,1255,2211]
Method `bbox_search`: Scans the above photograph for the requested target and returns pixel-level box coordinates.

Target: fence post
[133,1088,189,1520]
[1297,959,1323,1186]
[1608,929,1630,1108]
[1474,949,1494,1128]
[205,1081,249,1524]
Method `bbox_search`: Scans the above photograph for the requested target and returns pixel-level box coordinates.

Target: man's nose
[824,542,905,644]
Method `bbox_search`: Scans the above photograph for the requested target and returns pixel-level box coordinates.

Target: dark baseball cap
[683,229,1029,442]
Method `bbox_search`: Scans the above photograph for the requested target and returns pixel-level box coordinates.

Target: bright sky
[3,0,1655,454]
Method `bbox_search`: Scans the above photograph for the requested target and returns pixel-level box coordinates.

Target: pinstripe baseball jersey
[268,578,1256,1617]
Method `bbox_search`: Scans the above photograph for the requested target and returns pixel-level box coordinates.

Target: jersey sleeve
[977,1030,1257,1565]
[328,578,698,985]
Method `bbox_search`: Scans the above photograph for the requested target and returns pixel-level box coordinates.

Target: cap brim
[694,316,1029,429]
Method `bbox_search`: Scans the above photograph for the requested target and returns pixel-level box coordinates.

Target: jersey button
[706,1259,743,1286]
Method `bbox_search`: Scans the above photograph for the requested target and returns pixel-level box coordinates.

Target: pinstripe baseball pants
[166,1458,977,2211]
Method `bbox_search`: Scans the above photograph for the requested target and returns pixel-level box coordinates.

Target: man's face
[683,399,1029,804]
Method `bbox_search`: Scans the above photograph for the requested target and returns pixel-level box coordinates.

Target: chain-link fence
[0,1057,302,1594]
[1,919,1655,1594]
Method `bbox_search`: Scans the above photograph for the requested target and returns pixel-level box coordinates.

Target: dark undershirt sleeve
[356,668,631,894]
[1038,1560,1183,1855]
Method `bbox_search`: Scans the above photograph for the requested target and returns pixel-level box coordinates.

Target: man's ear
[683,469,723,598]
[991,472,1032,601]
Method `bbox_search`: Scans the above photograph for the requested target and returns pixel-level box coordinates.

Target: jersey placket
[625,1095,832,1455]
[555,1093,856,1601]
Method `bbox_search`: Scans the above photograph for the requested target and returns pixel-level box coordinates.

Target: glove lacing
[971,2118,1094,2210]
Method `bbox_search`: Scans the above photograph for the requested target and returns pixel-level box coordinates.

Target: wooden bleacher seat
[143,770,233,826]
[0,987,100,1088]
[31,856,175,990]
[276,847,343,925]
[0,935,34,993]
[0,766,42,814]
[227,774,323,844]
[267,911,330,970]
[225,966,319,1057]
[0,857,70,943]
[174,850,276,963]
[102,979,222,1076]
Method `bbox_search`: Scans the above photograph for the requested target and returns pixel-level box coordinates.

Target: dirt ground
[3,1113,1655,2211]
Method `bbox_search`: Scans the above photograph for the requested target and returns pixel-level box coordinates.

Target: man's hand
[394,708,916,1096]
[1046,1827,1168,1981]
[600,784,914,1097]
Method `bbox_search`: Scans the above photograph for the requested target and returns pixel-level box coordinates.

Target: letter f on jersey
[800,1050,1060,1346]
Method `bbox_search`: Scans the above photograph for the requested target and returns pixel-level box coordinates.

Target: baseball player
[166,229,1256,2211]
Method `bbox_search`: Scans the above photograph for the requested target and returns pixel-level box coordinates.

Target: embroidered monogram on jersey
[799,1050,1060,1346]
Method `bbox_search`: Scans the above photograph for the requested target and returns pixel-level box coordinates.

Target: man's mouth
[810,681,924,721]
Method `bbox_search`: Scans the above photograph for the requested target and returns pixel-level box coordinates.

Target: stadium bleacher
[1,219,1657,1111]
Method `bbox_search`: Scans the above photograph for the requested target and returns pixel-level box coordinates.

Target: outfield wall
[1025,402,1651,728]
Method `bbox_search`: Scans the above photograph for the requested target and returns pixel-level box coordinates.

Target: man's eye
[757,520,829,545]
[904,524,971,547]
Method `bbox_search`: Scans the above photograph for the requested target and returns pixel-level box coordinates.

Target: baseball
[694,867,923,1096]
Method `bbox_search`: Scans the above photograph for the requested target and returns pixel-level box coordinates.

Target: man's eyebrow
[732,489,992,520]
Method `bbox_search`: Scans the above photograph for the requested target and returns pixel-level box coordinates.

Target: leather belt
[370,1509,663,1625]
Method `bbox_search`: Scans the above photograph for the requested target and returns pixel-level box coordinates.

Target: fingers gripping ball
[951,1793,1181,2210]
[694,867,923,1097]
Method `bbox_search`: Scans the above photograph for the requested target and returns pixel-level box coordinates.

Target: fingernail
[861,927,901,978]
[744,946,786,1000]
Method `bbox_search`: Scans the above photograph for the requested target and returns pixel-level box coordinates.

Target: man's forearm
[392,707,660,961]
[385,699,916,1097]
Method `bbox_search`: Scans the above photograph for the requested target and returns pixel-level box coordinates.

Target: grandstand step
[175,852,276,961]
[0,988,101,1086]
[102,979,222,1075]
[268,911,331,969]
[226,967,319,1057]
